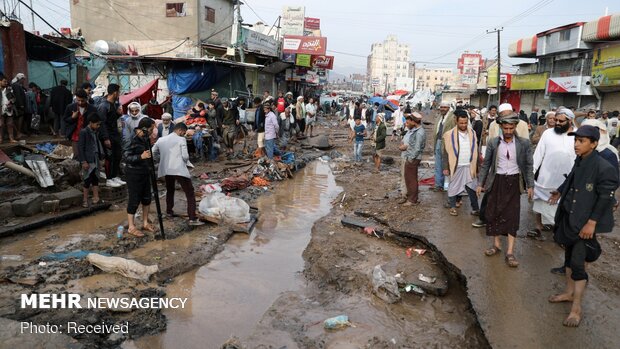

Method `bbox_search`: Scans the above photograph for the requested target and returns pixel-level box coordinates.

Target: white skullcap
[556,108,575,120]
[498,103,513,114]
[440,101,450,107]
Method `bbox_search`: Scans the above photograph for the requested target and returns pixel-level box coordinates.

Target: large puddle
[126,161,341,349]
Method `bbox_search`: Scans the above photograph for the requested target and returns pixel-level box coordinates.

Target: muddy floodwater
[126,162,341,348]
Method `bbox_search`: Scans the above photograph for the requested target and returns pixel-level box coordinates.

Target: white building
[411,66,457,92]
[367,35,410,94]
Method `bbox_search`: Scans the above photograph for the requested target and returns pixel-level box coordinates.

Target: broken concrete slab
[11,193,45,217]
[53,187,83,209]
[41,200,61,214]
[0,202,14,221]
[307,134,332,149]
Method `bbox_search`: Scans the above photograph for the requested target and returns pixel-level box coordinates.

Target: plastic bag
[324,315,351,329]
[198,192,250,224]
[86,253,158,282]
[372,265,401,303]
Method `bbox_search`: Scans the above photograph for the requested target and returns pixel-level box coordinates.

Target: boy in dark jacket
[373,113,387,172]
[77,113,105,207]
[548,125,619,327]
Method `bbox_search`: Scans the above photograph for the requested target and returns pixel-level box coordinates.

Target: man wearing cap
[531,111,555,145]
[528,108,576,239]
[432,102,455,191]
[477,113,534,267]
[399,112,426,206]
[157,113,175,138]
[487,103,529,141]
[442,109,480,216]
[547,125,618,327]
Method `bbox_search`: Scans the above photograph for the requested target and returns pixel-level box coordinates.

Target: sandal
[127,227,145,237]
[485,246,502,256]
[505,254,519,267]
[82,201,89,208]
[449,208,458,216]
[542,224,554,231]
[527,228,541,238]
[142,225,156,233]
[456,201,462,208]
[92,199,104,205]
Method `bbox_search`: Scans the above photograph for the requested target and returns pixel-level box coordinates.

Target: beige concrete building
[411,66,457,91]
[367,35,410,94]
[70,0,234,57]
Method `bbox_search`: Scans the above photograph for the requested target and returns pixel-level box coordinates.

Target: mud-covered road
[1,112,619,349]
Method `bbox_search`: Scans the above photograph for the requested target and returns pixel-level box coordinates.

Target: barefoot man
[548,125,618,327]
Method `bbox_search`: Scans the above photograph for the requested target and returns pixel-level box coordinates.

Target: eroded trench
[0,161,490,348]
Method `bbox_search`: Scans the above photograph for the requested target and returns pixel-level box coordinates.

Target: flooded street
[127,162,341,348]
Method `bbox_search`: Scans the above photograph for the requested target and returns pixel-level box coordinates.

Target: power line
[243,0,267,24]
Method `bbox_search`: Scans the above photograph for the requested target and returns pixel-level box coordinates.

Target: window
[166,3,186,17]
[560,30,571,41]
[205,6,215,22]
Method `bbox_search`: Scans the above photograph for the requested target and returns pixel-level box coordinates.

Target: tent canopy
[119,78,159,106]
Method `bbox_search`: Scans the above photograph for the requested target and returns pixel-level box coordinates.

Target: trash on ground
[406,247,427,258]
[419,274,437,284]
[372,265,401,303]
[251,176,270,186]
[199,192,251,224]
[323,315,352,330]
[40,250,110,261]
[362,226,384,239]
[402,284,425,295]
[220,175,250,191]
[86,253,158,282]
[199,173,209,180]
[1,255,23,261]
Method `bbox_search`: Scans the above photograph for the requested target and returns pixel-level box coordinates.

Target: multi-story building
[410,65,457,91]
[508,14,620,113]
[367,35,410,94]
[70,0,235,57]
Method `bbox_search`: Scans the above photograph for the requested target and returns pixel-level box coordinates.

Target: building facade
[412,66,457,91]
[367,35,410,94]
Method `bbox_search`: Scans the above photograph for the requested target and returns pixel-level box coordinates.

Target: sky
[14,0,620,76]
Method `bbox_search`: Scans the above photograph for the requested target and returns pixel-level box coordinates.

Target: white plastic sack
[372,265,401,303]
[86,253,158,282]
[198,192,251,224]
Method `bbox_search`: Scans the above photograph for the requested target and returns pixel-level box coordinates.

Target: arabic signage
[241,28,278,57]
[547,76,582,93]
[304,17,320,30]
[510,73,548,90]
[487,66,511,89]
[458,53,483,86]
[295,54,312,67]
[281,52,296,63]
[591,43,620,88]
[311,55,334,70]
[281,6,305,36]
[282,35,327,55]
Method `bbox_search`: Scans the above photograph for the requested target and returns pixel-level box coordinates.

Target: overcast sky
[18,0,620,76]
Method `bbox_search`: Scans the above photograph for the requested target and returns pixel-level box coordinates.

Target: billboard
[281,6,305,36]
[591,43,620,88]
[282,36,327,55]
[241,28,278,57]
[547,76,583,93]
[458,53,483,86]
[281,52,296,63]
[295,54,312,67]
[510,73,548,90]
[304,17,320,30]
[311,55,334,70]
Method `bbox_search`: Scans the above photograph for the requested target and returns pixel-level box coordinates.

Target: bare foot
[563,311,581,327]
[548,293,574,303]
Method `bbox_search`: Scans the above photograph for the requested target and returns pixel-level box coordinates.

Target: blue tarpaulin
[168,64,232,95]
[172,95,194,119]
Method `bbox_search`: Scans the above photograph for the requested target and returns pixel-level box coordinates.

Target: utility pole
[29,0,35,31]
[235,0,245,63]
[411,62,416,94]
[487,27,503,105]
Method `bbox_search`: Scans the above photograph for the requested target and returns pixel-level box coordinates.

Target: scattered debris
[251,176,270,187]
[372,265,401,303]
[402,284,425,295]
[323,315,352,330]
[198,191,251,224]
[419,274,437,284]
[406,247,427,258]
[86,253,159,282]
[221,175,250,191]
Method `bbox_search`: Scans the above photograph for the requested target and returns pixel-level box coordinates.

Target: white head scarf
[581,119,619,160]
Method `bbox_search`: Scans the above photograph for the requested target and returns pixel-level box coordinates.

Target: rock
[58,159,82,185]
[0,202,14,221]
[383,156,395,165]
[41,200,61,213]
[11,193,44,217]
[53,187,84,209]
[308,134,331,149]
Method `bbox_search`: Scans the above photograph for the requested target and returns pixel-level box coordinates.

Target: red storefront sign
[282,35,327,55]
[311,55,334,69]
[304,17,321,30]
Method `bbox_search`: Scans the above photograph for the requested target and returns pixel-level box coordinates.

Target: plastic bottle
[443,177,450,191]
[323,315,350,329]
[1,255,23,261]
[116,225,124,239]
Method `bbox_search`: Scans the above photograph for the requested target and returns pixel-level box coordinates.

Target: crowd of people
[385,99,619,328]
